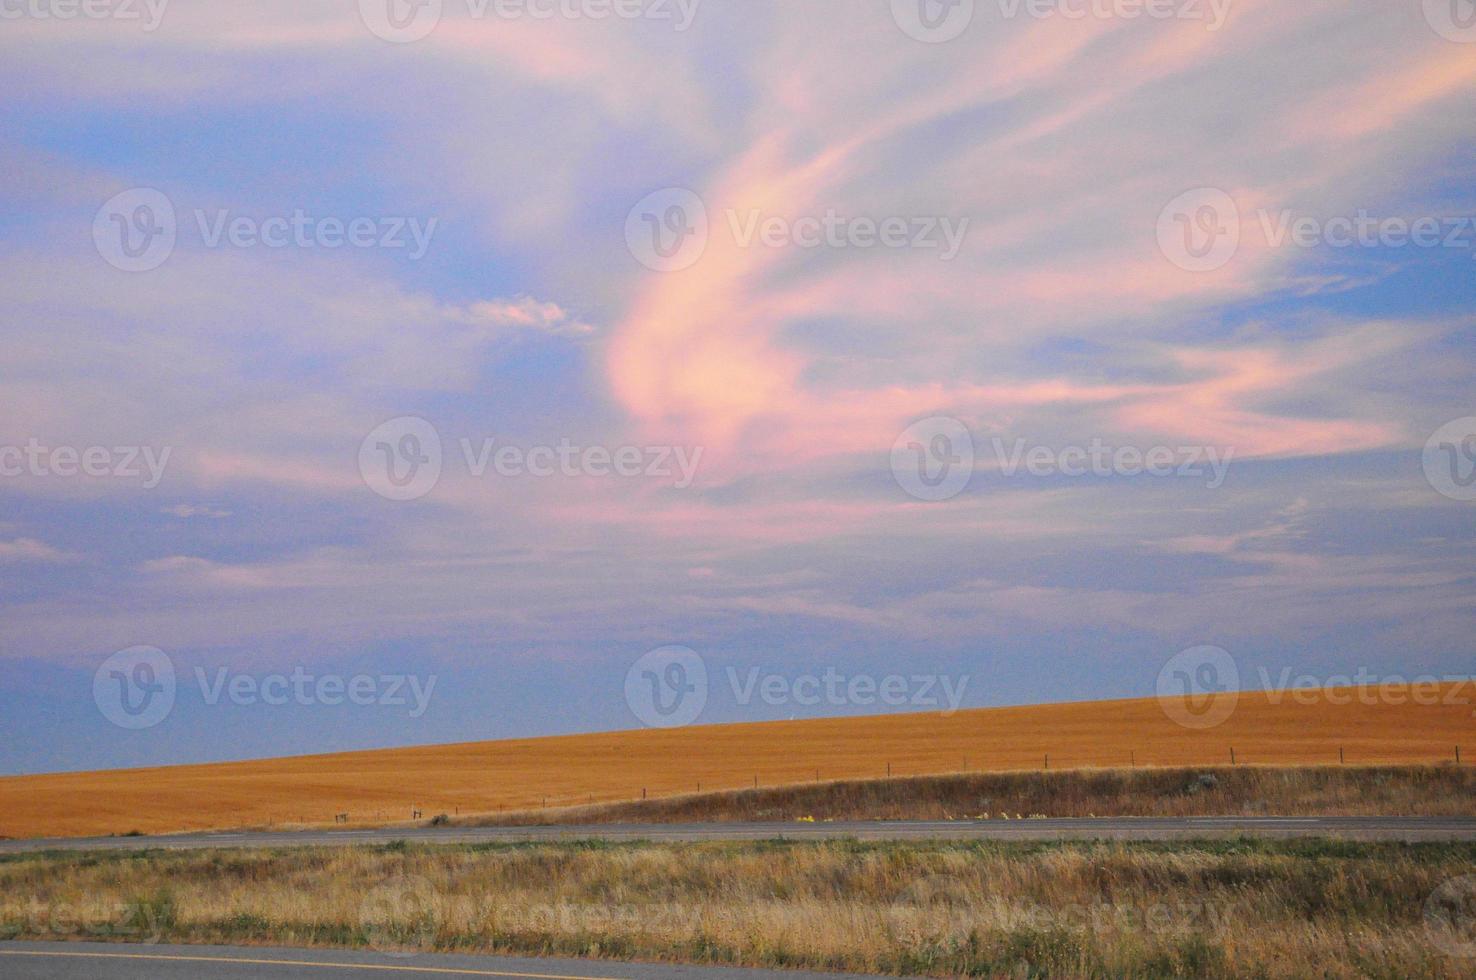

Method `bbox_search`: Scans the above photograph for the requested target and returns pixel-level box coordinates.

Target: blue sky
[0,0,1473,774]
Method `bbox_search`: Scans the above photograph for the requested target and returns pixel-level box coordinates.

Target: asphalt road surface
[0,943,892,980]
[3,816,1475,854]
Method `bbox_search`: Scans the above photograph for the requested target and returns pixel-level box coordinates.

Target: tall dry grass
[466,764,1476,826]
[3,839,1475,977]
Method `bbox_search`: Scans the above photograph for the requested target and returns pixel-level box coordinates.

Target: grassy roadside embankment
[4,839,1476,977]
[458,764,1476,827]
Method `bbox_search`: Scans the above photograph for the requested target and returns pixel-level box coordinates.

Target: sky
[1,0,1473,775]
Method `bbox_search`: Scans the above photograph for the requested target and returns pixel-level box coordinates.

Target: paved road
[3,816,1475,853]
[0,943,888,979]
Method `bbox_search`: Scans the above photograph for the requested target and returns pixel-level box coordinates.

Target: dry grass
[3,839,1476,977]
[2,685,1472,838]
[467,765,1476,826]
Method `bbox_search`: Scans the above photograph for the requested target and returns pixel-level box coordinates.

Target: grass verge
[3,838,1476,977]
[453,764,1476,827]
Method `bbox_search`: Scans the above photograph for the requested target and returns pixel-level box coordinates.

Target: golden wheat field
[1,685,1472,839]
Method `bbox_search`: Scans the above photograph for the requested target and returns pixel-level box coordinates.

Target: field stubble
[2,685,1473,838]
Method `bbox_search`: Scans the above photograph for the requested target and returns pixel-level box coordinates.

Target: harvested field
[1,685,1471,838]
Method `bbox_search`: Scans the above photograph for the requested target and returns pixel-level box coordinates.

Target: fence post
[1044,754,1049,770]
[1458,746,1463,765]
[1230,747,1236,766]
[1339,747,1345,765]
[886,762,891,778]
